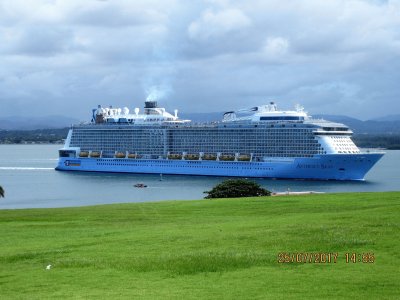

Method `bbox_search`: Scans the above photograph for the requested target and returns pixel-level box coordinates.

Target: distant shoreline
[0,128,68,145]
[0,142,64,145]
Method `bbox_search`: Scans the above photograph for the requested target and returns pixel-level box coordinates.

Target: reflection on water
[0,144,398,209]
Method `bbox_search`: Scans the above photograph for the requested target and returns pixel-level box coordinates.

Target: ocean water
[0,144,398,209]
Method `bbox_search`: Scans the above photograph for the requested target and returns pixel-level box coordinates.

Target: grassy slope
[0,192,399,299]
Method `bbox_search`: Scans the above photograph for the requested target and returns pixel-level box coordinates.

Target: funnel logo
[65,160,81,167]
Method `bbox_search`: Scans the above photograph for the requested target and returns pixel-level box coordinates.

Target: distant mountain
[370,114,400,122]
[0,115,80,130]
[314,114,400,134]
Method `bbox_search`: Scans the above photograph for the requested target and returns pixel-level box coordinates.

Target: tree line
[0,128,69,144]
[352,134,400,150]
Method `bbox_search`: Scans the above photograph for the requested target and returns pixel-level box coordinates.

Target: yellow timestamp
[344,252,375,263]
[278,252,339,263]
[277,252,375,264]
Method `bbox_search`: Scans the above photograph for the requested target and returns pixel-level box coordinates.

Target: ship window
[260,116,304,121]
[59,150,76,157]
[322,127,348,131]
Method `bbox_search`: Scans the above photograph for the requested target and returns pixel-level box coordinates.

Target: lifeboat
[115,152,126,158]
[202,154,217,160]
[128,153,137,159]
[219,154,235,161]
[168,154,182,160]
[237,154,251,161]
[185,154,199,160]
[90,151,101,158]
[79,151,89,157]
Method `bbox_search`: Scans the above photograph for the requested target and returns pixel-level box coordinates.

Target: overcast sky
[1,0,399,120]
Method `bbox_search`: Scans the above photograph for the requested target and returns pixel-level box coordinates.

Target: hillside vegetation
[0,128,68,144]
[353,134,400,150]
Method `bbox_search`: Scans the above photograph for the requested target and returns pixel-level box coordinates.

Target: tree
[0,186,4,198]
[204,179,271,199]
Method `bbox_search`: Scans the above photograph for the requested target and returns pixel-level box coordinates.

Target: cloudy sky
[1,0,399,120]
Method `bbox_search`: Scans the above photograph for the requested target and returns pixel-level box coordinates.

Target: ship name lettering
[296,164,318,169]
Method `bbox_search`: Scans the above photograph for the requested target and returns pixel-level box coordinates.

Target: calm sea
[0,144,398,209]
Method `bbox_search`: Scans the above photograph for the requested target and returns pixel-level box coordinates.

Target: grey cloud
[1,26,73,56]
[0,0,399,120]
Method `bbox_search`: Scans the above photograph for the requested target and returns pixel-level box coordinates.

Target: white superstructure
[94,100,190,125]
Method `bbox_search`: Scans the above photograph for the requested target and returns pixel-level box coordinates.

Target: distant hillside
[314,114,400,134]
[0,115,79,130]
[352,134,400,150]
[370,114,400,122]
[0,128,69,144]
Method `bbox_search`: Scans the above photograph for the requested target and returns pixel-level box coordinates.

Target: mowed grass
[0,192,399,299]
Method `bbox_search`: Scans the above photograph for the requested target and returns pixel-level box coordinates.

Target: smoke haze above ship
[0,0,399,120]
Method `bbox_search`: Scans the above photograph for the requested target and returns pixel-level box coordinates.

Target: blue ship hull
[55,153,383,180]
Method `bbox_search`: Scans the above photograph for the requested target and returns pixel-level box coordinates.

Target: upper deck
[88,100,351,133]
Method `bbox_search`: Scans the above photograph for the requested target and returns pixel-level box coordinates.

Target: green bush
[204,179,271,199]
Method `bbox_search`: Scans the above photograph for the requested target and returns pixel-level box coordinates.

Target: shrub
[204,179,271,199]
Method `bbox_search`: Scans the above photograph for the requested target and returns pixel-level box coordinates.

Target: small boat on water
[134,183,147,188]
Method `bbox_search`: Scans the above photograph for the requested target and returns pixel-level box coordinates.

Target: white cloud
[188,8,251,40]
[263,37,290,59]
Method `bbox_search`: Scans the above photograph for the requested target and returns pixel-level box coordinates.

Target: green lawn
[0,192,399,299]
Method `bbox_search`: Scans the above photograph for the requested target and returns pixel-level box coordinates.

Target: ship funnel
[144,100,158,115]
[174,109,178,118]
[144,100,158,109]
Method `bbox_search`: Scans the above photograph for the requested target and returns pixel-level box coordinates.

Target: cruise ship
[55,100,384,180]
